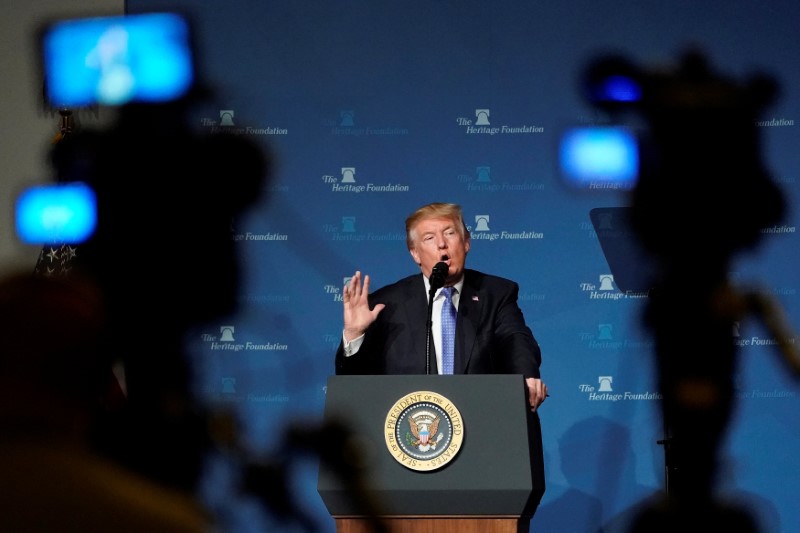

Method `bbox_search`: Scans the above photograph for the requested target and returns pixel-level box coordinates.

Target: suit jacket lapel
[455,272,481,374]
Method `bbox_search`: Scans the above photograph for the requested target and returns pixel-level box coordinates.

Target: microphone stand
[425,286,437,375]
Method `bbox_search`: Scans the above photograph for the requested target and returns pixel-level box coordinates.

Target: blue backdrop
[126,2,800,531]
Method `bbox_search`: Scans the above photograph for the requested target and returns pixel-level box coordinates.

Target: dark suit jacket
[335,269,541,377]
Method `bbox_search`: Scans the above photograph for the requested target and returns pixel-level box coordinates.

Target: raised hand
[343,271,385,342]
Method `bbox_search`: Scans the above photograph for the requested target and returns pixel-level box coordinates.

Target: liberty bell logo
[220,326,235,342]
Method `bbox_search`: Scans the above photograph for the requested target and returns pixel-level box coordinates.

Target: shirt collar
[423,274,464,297]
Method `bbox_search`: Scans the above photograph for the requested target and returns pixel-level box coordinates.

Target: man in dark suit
[335,202,548,412]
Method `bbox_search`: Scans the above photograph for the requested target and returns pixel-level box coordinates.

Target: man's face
[409,216,470,285]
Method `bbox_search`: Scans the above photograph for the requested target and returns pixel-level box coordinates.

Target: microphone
[429,261,448,294]
[426,261,449,374]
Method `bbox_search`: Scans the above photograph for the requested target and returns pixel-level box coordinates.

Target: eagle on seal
[409,415,440,448]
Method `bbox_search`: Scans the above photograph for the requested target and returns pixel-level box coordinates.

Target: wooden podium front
[318,375,545,533]
[335,515,528,533]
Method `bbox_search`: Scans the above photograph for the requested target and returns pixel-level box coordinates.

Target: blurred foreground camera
[39,12,195,108]
[19,12,198,246]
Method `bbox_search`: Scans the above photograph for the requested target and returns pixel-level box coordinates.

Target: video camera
[17,12,196,245]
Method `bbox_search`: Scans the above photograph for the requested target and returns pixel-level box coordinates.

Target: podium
[318,375,545,533]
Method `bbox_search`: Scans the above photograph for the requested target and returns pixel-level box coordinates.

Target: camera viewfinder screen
[42,12,194,107]
[559,126,639,189]
[16,183,97,245]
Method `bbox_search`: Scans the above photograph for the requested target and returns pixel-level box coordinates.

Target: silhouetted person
[0,271,210,532]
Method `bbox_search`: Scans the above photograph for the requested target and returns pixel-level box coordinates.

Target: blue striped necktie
[441,287,457,374]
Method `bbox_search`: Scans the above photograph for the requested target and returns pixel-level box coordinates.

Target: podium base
[335,515,531,533]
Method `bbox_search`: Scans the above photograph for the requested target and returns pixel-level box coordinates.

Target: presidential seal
[384,390,464,472]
